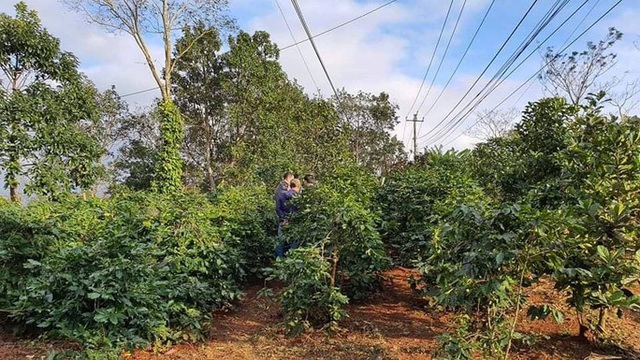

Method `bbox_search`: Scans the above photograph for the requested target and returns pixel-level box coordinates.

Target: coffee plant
[378,149,490,265]
[209,184,279,277]
[268,247,349,336]
[415,203,563,359]
[0,192,244,349]
[268,163,391,334]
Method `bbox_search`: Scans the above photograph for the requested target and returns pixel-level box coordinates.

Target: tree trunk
[162,0,172,102]
[204,112,215,192]
[597,308,607,335]
[9,183,19,203]
[330,246,339,288]
[577,310,588,339]
[9,67,21,203]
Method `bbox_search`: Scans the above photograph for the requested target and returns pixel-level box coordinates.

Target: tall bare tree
[608,78,640,120]
[539,27,622,105]
[63,0,233,192]
[63,0,232,101]
[466,107,518,140]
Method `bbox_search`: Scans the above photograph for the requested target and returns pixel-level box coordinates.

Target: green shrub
[286,165,391,299]
[209,184,279,277]
[270,164,390,334]
[0,192,244,349]
[268,247,348,336]
[378,149,490,265]
[539,97,640,339]
[416,203,562,359]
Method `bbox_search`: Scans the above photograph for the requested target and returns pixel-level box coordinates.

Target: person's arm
[275,192,286,219]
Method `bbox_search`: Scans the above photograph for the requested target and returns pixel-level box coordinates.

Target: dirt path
[2,268,639,359]
[129,268,639,360]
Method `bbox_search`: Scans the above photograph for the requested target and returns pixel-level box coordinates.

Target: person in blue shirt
[275,178,301,257]
[275,172,294,234]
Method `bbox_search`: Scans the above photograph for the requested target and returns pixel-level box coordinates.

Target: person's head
[290,179,301,192]
[303,174,315,187]
[282,171,294,184]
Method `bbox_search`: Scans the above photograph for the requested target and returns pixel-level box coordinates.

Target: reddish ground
[1,268,639,359]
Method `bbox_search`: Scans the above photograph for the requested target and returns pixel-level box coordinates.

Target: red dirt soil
[2,267,639,359]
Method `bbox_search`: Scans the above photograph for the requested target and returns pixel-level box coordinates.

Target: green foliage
[0,2,104,201]
[287,164,390,298]
[268,247,348,336]
[470,134,526,201]
[469,97,576,207]
[417,204,563,359]
[218,30,351,186]
[152,101,185,193]
[269,163,390,334]
[333,90,407,175]
[0,192,243,349]
[209,184,279,277]
[170,28,352,188]
[378,149,490,265]
[515,97,575,194]
[111,110,160,191]
[541,95,640,337]
[172,22,224,191]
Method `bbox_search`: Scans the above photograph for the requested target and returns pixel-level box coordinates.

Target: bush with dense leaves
[0,192,244,349]
[267,247,348,336]
[268,163,391,334]
[415,203,563,359]
[538,97,640,339]
[286,164,390,298]
[378,149,490,265]
[209,184,279,277]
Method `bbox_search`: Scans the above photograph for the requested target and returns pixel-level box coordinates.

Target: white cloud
[244,0,496,151]
[2,0,637,154]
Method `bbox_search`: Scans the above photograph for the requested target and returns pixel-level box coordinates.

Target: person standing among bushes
[275,178,301,257]
[275,171,294,237]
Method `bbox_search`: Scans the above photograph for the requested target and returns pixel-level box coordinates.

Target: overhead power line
[280,0,398,51]
[437,0,623,147]
[290,0,340,99]
[421,0,496,120]
[415,0,468,134]
[422,0,573,145]
[120,86,157,98]
[405,0,455,118]
[416,0,541,143]
[560,0,602,49]
[274,0,320,93]
[113,1,400,102]
[402,0,454,145]
[423,0,594,146]
[442,80,535,148]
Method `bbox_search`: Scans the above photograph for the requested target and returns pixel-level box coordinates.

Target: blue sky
[228,0,639,149]
[1,0,639,152]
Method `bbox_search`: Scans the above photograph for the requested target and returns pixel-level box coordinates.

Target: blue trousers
[276,220,297,257]
[275,242,298,258]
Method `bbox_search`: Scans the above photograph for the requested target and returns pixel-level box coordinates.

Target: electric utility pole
[406,113,424,161]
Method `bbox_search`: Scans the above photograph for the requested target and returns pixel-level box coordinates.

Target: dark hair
[282,171,294,180]
[294,173,299,179]
[303,174,315,183]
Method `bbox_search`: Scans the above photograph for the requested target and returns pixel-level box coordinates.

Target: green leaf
[596,246,609,261]
[551,309,564,324]
[496,252,505,266]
